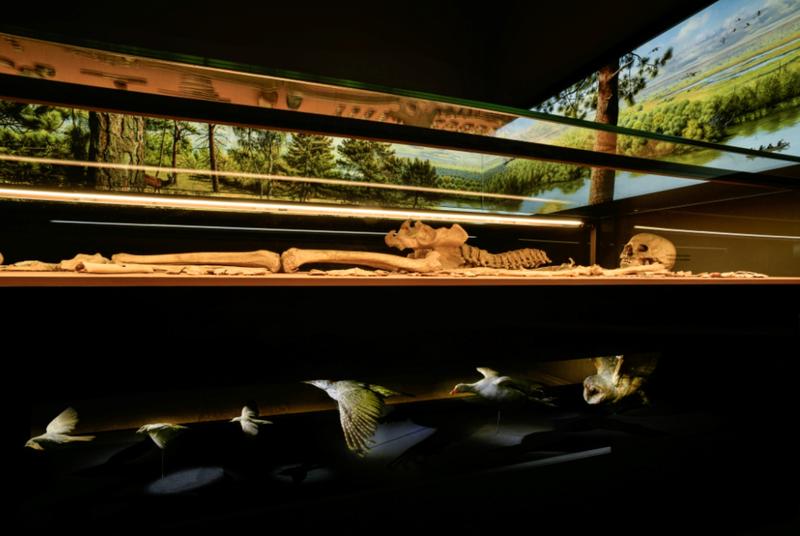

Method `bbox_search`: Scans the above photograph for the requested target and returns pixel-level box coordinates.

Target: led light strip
[49,220,391,235]
[0,154,571,205]
[634,225,800,240]
[0,187,583,228]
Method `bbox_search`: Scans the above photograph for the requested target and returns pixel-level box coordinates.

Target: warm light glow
[634,225,800,240]
[0,187,584,228]
[0,154,571,205]
[50,220,392,236]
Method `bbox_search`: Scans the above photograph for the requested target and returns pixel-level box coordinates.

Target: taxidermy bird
[231,404,273,436]
[450,368,556,431]
[25,407,95,450]
[137,423,187,449]
[450,367,556,405]
[303,380,408,456]
[137,423,187,478]
[583,355,657,405]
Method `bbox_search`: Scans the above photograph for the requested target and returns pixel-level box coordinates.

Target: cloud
[722,5,750,31]
[676,11,711,44]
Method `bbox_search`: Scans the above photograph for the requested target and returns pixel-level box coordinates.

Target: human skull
[619,233,676,270]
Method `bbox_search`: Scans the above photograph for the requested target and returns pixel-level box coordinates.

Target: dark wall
[2,1,713,108]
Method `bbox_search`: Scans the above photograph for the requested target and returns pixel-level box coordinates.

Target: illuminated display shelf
[0,30,797,283]
[0,272,797,286]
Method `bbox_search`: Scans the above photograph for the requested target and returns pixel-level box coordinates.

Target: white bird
[25,407,95,450]
[450,368,556,431]
[450,368,554,403]
[303,380,408,456]
[230,404,273,436]
[137,423,187,449]
[137,422,187,479]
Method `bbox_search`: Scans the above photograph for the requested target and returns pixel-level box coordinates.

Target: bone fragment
[59,253,112,271]
[308,268,391,277]
[281,248,442,273]
[112,250,281,272]
[179,265,269,276]
[0,260,59,271]
[438,263,669,277]
[78,262,155,274]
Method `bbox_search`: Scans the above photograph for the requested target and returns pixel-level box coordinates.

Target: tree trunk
[208,124,219,193]
[264,134,275,199]
[170,121,180,186]
[156,121,167,178]
[68,109,88,185]
[88,112,145,190]
[589,61,619,205]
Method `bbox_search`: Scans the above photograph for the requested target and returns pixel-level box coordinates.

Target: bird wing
[46,407,79,435]
[241,419,259,436]
[242,405,258,419]
[476,367,500,378]
[367,384,412,398]
[623,353,659,377]
[494,377,556,406]
[149,424,187,448]
[592,356,621,377]
[252,418,273,425]
[337,387,385,456]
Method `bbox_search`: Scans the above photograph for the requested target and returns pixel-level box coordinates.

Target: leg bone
[281,248,442,273]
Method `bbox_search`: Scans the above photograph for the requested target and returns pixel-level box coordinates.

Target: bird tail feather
[252,419,273,425]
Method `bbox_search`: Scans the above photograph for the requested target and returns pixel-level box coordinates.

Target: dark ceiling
[4,0,713,109]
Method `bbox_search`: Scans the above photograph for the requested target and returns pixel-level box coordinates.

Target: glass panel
[1,30,798,187]
[0,98,588,221]
[534,0,800,163]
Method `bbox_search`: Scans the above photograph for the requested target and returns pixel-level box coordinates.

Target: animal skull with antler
[619,233,676,271]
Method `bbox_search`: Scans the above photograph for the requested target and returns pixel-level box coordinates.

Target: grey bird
[25,407,95,450]
[450,367,555,405]
[303,380,408,456]
[231,404,273,436]
[450,368,556,431]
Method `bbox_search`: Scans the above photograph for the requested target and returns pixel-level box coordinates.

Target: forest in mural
[0,0,798,214]
[0,103,455,208]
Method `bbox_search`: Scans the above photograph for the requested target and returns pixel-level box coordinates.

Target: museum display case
[2,22,798,533]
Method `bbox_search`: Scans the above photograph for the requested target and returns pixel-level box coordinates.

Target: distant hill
[434,166,484,180]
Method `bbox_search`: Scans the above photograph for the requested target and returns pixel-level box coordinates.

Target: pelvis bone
[386,220,551,270]
[281,220,551,273]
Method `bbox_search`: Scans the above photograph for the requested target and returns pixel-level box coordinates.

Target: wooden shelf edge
[0,272,798,287]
